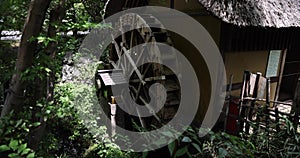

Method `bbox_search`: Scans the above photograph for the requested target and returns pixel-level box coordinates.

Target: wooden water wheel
[98,12,182,131]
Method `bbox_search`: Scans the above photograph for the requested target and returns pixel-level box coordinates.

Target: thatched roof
[198,0,300,28]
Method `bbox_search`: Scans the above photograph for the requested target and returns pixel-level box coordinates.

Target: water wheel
[99,13,182,131]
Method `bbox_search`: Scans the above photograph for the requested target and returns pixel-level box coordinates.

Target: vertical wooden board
[292,78,300,126]
[275,49,287,102]
[257,77,267,99]
[249,74,257,96]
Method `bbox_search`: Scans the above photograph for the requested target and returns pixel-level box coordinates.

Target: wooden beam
[226,76,279,91]
[274,49,287,104]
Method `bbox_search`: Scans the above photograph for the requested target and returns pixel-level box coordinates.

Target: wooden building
[103,0,300,128]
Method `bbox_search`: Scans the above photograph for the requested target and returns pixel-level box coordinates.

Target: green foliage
[84,141,132,158]
[33,82,132,158]
[201,131,255,157]
[0,139,35,158]
[0,0,30,32]
[164,128,248,157]
[81,0,106,22]
[139,118,299,158]
[0,0,130,158]
[160,119,300,158]
[246,117,300,157]
[32,83,89,157]
[0,112,39,158]
[0,1,131,157]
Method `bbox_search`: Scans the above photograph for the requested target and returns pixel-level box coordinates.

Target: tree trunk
[45,0,66,101]
[28,0,67,149]
[1,0,52,117]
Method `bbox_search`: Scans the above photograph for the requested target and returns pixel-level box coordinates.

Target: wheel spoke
[130,85,161,122]
[121,44,146,85]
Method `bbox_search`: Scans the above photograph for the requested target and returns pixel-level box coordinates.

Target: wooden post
[110,96,117,137]
[266,78,270,106]
[238,71,250,133]
[170,0,175,8]
[246,72,261,134]
[224,75,233,132]
[274,49,287,105]
[292,78,300,128]
[275,107,280,131]
[265,77,270,146]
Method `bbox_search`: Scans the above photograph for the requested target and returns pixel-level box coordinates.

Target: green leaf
[8,153,19,158]
[15,120,22,127]
[191,143,201,153]
[0,144,10,152]
[45,109,51,114]
[17,143,27,154]
[182,136,192,143]
[174,146,188,158]
[24,127,29,132]
[142,152,148,158]
[20,148,30,156]
[36,103,43,107]
[9,140,19,151]
[44,68,51,73]
[168,141,176,156]
[33,122,41,127]
[37,36,46,41]
[26,152,35,158]
[43,116,48,122]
